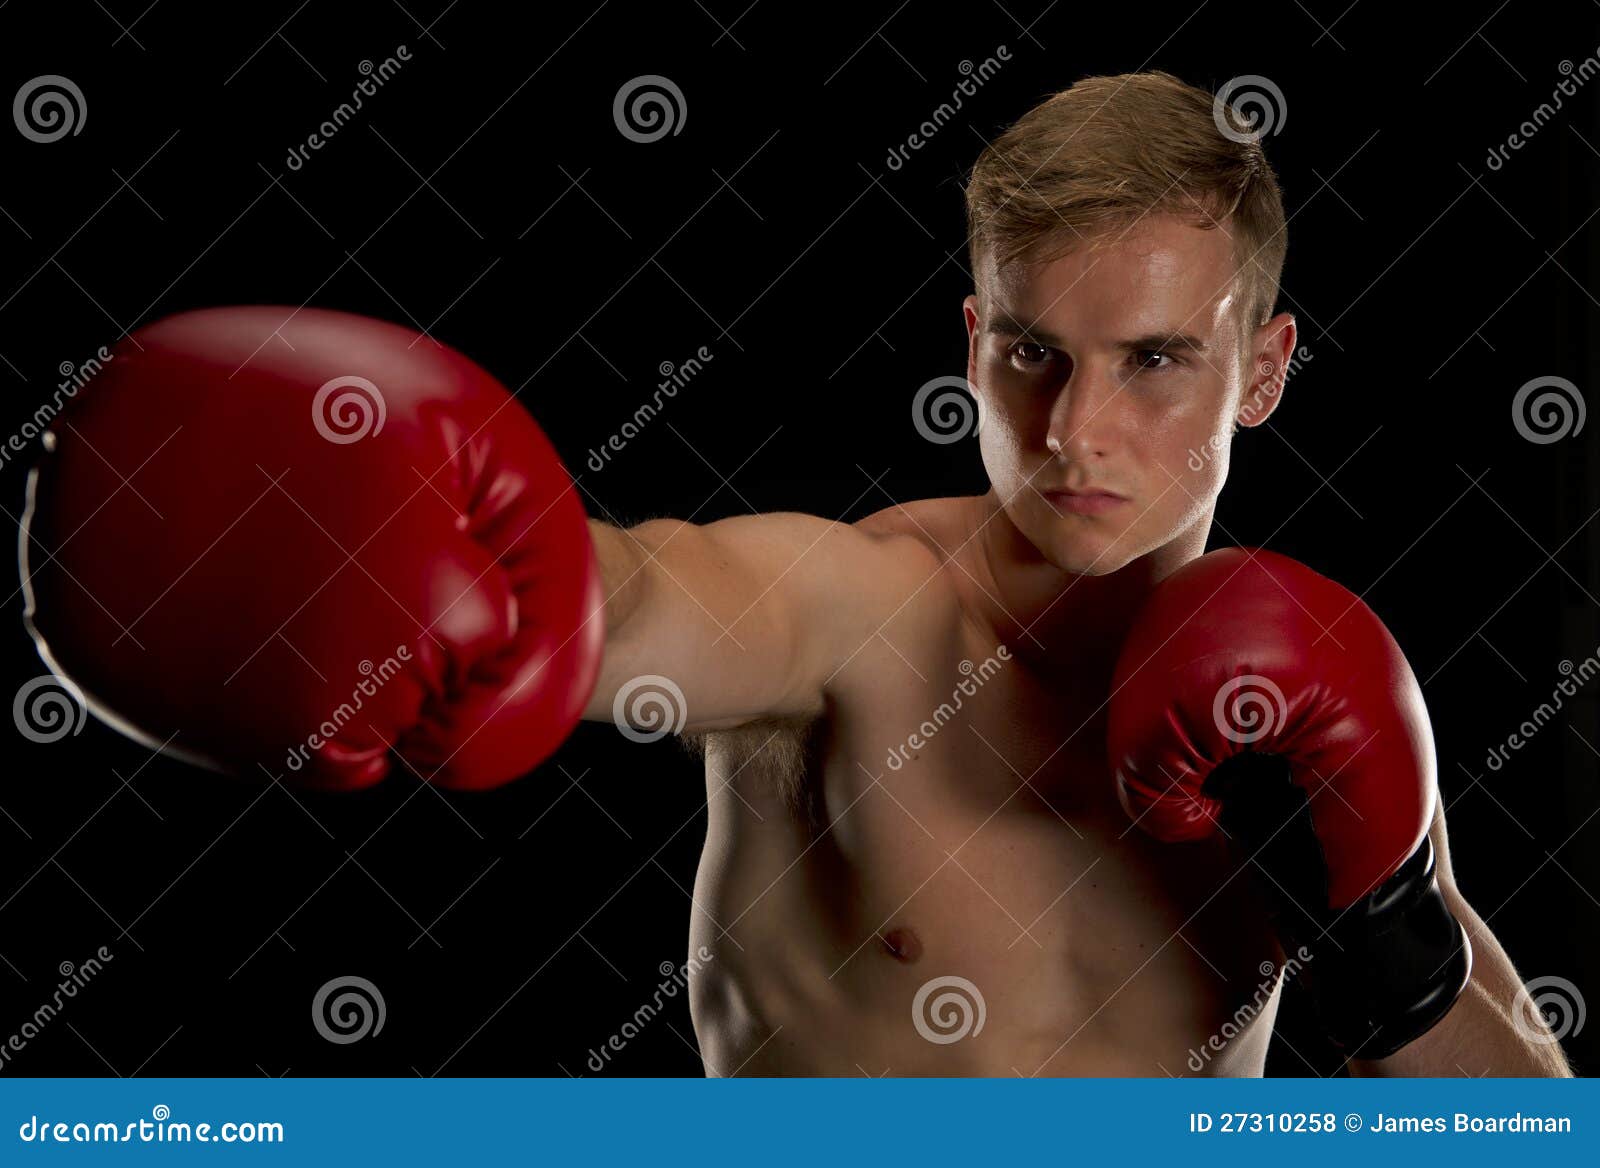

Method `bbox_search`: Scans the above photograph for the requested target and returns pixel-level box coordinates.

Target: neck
[967,489,1210,680]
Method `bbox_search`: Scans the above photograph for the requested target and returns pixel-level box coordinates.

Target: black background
[1,0,1597,1078]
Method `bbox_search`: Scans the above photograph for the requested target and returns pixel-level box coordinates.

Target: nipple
[880,925,924,964]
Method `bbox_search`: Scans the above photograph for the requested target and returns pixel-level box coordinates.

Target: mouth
[1041,487,1128,517]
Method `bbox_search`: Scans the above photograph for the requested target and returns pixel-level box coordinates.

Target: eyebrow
[985,310,1210,355]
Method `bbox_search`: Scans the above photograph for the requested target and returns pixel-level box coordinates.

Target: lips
[1042,487,1128,516]
[1047,487,1126,501]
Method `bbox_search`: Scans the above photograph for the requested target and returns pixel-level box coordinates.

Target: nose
[1045,371,1117,461]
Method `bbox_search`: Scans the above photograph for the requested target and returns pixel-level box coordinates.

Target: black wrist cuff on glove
[1207,752,1473,1060]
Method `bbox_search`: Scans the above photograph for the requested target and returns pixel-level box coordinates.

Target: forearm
[1348,892,1572,1077]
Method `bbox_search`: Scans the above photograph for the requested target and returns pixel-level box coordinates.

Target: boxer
[21,71,1572,1076]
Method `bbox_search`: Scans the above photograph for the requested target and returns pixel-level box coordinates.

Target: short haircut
[965,70,1287,335]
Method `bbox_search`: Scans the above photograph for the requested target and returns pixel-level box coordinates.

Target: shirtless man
[22,72,1573,1077]
[581,71,1574,1076]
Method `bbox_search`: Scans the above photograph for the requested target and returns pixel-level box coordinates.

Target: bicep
[592,512,937,732]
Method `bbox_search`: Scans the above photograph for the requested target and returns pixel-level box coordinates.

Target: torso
[687,498,1280,1076]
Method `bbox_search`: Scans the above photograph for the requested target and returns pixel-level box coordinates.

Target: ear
[1238,312,1297,430]
[963,294,981,387]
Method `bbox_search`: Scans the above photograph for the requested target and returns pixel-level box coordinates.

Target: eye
[1007,340,1053,369]
[1131,348,1177,373]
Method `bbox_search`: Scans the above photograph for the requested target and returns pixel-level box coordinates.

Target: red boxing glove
[1107,547,1470,1057]
[21,306,604,791]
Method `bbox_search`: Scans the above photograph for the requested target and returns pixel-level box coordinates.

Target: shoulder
[852,496,970,559]
[840,496,978,642]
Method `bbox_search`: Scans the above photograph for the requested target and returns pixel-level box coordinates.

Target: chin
[1034,526,1139,576]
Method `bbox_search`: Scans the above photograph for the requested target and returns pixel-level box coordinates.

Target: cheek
[1133,393,1234,487]
[975,388,1035,474]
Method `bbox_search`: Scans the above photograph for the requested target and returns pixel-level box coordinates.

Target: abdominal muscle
[685,669,1283,1078]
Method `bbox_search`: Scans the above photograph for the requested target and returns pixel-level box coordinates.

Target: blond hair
[965,71,1287,334]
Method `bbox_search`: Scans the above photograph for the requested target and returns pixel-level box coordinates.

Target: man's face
[964,214,1290,575]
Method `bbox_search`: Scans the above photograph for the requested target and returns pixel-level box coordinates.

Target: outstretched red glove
[22,306,603,791]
